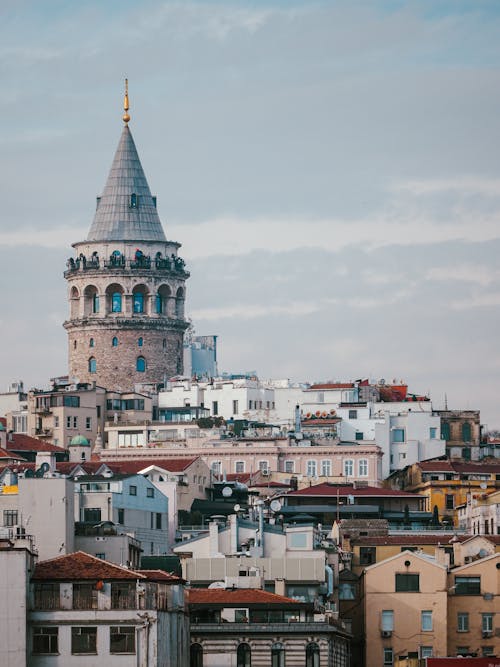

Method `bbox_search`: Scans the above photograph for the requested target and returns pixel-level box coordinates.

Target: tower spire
[123,78,130,124]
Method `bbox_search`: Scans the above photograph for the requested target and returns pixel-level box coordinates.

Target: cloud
[393,177,500,197]
[426,265,500,287]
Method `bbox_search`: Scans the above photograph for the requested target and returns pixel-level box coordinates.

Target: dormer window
[130,193,138,209]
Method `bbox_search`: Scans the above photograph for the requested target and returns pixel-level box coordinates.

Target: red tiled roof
[188,588,303,606]
[283,483,420,498]
[32,551,146,581]
[226,473,252,483]
[418,461,455,472]
[6,434,66,453]
[418,460,500,474]
[107,457,199,474]
[138,570,184,583]
[250,481,291,488]
[309,383,354,390]
[0,447,25,460]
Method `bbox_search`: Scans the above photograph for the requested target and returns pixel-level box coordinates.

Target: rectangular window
[117,508,125,524]
[3,510,18,527]
[429,427,437,439]
[420,647,433,659]
[338,582,356,600]
[73,583,98,610]
[63,396,80,407]
[482,613,493,634]
[259,460,269,473]
[86,417,91,430]
[457,612,469,632]
[73,416,77,429]
[383,648,393,666]
[455,576,480,595]
[211,461,221,475]
[110,626,136,654]
[54,416,59,427]
[348,409,357,419]
[355,431,364,440]
[33,627,58,655]
[321,460,331,476]
[358,459,368,476]
[343,460,354,477]
[445,494,455,510]
[66,416,71,429]
[359,546,376,565]
[235,461,245,473]
[395,573,419,592]
[95,552,105,560]
[34,583,60,610]
[482,646,495,657]
[129,485,137,496]
[111,583,136,609]
[71,626,97,654]
[212,401,218,415]
[232,400,239,415]
[381,610,394,632]
[421,610,433,631]
[97,405,101,418]
[156,513,162,530]
[306,460,317,477]
[392,428,405,443]
[83,508,101,523]
[147,487,154,498]
[284,460,294,474]
[234,609,248,623]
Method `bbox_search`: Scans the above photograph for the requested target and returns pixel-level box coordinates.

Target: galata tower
[64,81,189,391]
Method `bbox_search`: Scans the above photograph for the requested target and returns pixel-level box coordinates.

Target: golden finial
[123,78,130,124]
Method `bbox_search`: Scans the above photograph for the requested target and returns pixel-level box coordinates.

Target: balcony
[190,621,339,634]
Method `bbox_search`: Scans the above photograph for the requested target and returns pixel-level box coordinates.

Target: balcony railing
[190,621,338,634]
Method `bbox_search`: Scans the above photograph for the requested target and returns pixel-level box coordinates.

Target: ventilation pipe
[295,404,301,434]
[325,564,334,596]
[229,514,238,554]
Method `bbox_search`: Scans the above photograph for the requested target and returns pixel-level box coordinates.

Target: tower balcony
[64,255,188,278]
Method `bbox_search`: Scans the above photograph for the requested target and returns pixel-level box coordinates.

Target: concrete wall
[0,545,32,667]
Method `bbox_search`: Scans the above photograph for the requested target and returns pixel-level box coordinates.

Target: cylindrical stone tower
[63,82,189,391]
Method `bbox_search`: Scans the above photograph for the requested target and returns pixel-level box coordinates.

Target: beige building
[362,550,448,666]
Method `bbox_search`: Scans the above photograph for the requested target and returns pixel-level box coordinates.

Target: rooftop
[188,588,304,607]
[32,551,145,581]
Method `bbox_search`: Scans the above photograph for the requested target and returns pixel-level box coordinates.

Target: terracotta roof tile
[0,447,25,460]
[308,383,354,390]
[188,588,303,606]
[32,551,146,581]
[106,457,199,474]
[418,460,500,474]
[138,569,184,583]
[6,434,67,453]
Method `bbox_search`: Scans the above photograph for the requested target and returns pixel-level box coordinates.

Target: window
[421,610,433,631]
[136,356,146,372]
[284,460,294,474]
[73,583,98,610]
[395,573,419,592]
[112,292,122,312]
[381,610,394,632]
[138,337,143,347]
[233,400,239,415]
[482,646,495,657]
[306,642,320,667]
[110,626,135,654]
[130,193,138,208]
[3,510,18,527]
[234,609,248,623]
[147,487,155,498]
[190,643,203,667]
[89,337,94,348]
[71,626,97,654]
[348,409,357,419]
[211,461,221,475]
[359,546,376,565]
[88,357,96,373]
[34,583,60,610]
[95,552,105,559]
[420,647,433,659]
[259,460,269,473]
[237,643,251,667]
[133,292,144,313]
[429,427,437,439]
[482,613,493,634]
[92,294,99,313]
[392,428,405,443]
[455,576,480,595]
[112,336,119,347]
[306,460,317,477]
[338,582,356,600]
[212,401,218,415]
[83,508,101,523]
[355,431,364,440]
[457,612,469,632]
[33,627,58,655]
[462,422,472,442]
[111,583,136,609]
[248,400,253,409]
[235,461,245,474]
[129,485,137,496]
[156,513,162,529]
[445,494,454,510]
[321,460,331,477]
[271,642,285,667]
[66,415,71,428]
[358,459,368,476]
[289,532,307,548]
[162,338,166,349]
[441,422,450,440]
[117,508,124,524]
[73,416,77,428]
[86,417,91,430]
[343,459,354,477]
[383,648,393,666]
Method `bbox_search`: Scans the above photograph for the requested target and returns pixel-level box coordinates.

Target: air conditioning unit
[482,631,492,638]
[381,630,392,638]
[262,469,270,477]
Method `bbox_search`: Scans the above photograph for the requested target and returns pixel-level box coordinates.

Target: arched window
[89,338,94,348]
[175,287,185,318]
[271,642,285,667]
[138,337,143,347]
[237,643,251,667]
[133,292,144,313]
[83,285,99,316]
[190,643,203,667]
[70,286,79,319]
[306,643,320,667]
[156,294,162,313]
[88,357,96,373]
[93,294,99,313]
[112,337,119,347]
[157,285,171,315]
[112,292,122,313]
[136,356,146,372]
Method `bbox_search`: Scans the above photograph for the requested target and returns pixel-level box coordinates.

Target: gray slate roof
[86,125,166,242]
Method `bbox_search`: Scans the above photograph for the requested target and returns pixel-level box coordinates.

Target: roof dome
[70,435,90,447]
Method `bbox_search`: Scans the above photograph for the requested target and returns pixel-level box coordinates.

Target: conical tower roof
[86,122,166,242]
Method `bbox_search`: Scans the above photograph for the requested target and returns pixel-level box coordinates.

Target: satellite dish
[233,504,241,513]
[208,581,225,589]
[24,469,35,478]
[40,462,50,473]
[480,483,487,489]
[270,499,282,513]
[222,486,233,497]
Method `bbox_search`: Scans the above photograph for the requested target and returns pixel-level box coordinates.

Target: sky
[0,1,499,427]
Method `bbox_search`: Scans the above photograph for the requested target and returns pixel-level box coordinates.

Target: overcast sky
[1,1,499,427]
